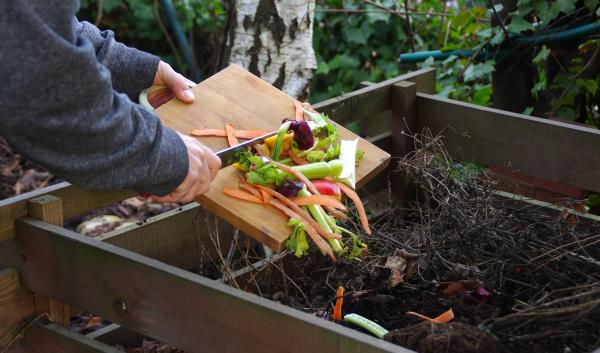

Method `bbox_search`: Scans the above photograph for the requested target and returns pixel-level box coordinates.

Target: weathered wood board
[155,64,390,250]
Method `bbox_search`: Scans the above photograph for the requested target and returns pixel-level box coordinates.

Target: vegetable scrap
[406,308,454,324]
[218,103,368,261]
[333,286,344,321]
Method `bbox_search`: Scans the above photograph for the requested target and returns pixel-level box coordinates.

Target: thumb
[170,73,195,104]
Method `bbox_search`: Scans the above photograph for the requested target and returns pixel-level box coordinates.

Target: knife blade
[216,130,278,168]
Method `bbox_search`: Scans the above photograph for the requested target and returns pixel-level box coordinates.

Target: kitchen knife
[215,130,278,168]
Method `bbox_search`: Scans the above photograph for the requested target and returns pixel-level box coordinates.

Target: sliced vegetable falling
[203,102,371,261]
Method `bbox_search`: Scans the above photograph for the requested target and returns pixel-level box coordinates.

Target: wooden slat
[0,182,135,241]
[313,68,435,124]
[27,196,69,327]
[96,203,237,270]
[0,268,35,348]
[391,82,417,206]
[417,93,600,194]
[3,219,411,353]
[13,323,121,353]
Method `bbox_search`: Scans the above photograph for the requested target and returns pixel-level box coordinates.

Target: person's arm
[73,19,196,103]
[0,2,215,197]
[73,18,159,101]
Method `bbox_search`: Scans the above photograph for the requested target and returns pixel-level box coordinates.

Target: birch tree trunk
[222,0,317,99]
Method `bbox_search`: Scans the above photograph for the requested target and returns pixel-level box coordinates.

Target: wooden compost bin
[2,67,600,353]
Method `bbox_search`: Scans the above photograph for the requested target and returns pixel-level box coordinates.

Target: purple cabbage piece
[276,180,304,197]
[283,119,314,150]
[464,287,492,303]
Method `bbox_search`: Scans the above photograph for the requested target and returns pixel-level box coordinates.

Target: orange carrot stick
[191,129,227,137]
[291,195,348,212]
[225,123,239,147]
[255,185,341,240]
[294,101,305,121]
[269,198,335,261]
[329,208,349,221]
[238,179,261,198]
[223,187,264,204]
[406,308,454,324]
[260,189,272,203]
[333,286,344,321]
[336,182,371,235]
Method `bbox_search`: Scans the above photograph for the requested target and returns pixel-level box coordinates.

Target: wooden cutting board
[155,64,390,251]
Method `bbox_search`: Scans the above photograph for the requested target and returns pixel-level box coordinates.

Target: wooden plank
[417,93,600,194]
[96,203,236,270]
[4,218,411,353]
[156,64,390,251]
[0,182,135,241]
[0,269,35,348]
[391,82,417,206]
[313,68,435,125]
[27,196,69,328]
[13,323,121,353]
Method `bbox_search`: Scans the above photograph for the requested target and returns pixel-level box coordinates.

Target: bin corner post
[27,196,71,328]
[391,81,417,208]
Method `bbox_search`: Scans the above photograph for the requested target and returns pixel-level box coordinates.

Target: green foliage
[78,0,225,73]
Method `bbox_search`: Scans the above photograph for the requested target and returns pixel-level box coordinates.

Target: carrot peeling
[255,185,341,240]
[291,195,348,212]
[223,187,264,204]
[294,101,305,121]
[336,182,371,235]
[269,198,335,261]
[225,123,239,147]
[191,128,227,137]
[191,128,269,139]
[333,286,344,321]
[406,308,454,324]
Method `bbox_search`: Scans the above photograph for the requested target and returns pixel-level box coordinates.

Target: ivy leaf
[554,0,576,14]
[533,46,550,64]
[558,106,577,121]
[585,0,598,12]
[534,1,559,25]
[328,54,360,70]
[576,79,599,95]
[316,60,330,75]
[453,10,473,28]
[490,28,505,46]
[345,27,368,45]
[522,106,534,115]
[472,85,492,106]
[508,16,534,33]
[464,60,495,82]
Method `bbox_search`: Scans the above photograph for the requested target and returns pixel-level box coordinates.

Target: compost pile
[0,136,59,199]
[234,134,600,353]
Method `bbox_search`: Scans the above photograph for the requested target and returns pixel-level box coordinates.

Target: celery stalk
[272,121,291,161]
[298,188,343,254]
[292,160,343,180]
[344,314,389,339]
[337,139,359,188]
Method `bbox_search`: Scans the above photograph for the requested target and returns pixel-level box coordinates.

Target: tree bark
[222,0,317,99]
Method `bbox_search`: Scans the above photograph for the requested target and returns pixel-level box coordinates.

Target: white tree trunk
[224,0,316,99]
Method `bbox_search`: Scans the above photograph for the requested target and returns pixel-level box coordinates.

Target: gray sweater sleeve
[73,19,159,101]
[0,1,188,196]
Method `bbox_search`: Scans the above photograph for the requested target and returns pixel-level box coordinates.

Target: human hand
[153,61,197,104]
[151,134,221,203]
